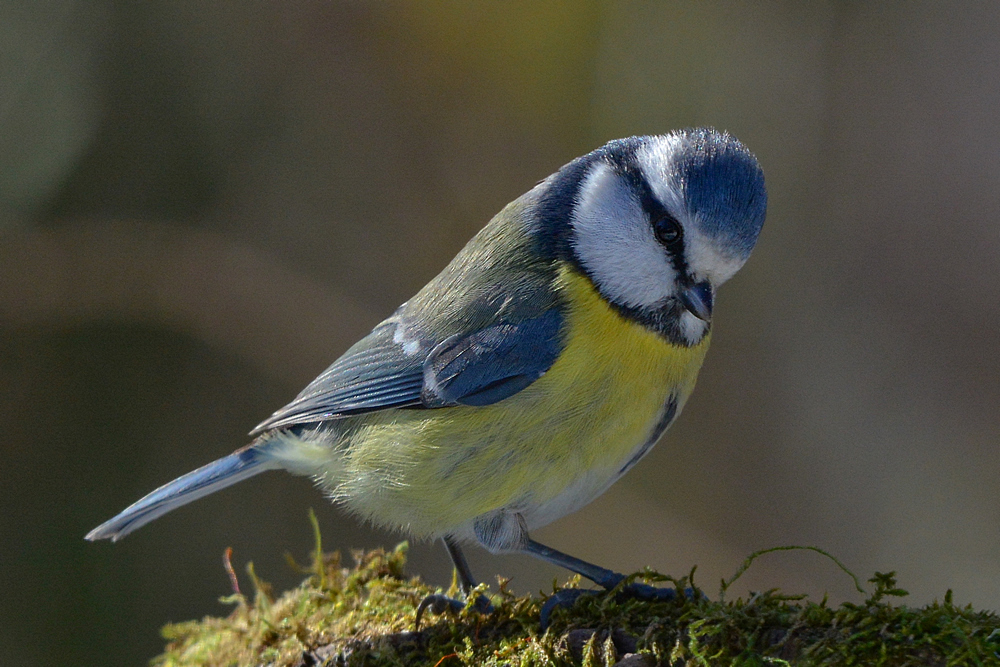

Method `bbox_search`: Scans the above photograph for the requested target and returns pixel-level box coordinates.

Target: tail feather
[85,448,279,542]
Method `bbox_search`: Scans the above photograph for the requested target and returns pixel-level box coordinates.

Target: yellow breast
[333,263,711,537]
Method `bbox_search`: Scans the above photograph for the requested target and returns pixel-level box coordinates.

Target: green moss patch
[153,517,1000,666]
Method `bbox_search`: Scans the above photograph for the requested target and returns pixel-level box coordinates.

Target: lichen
[152,516,1000,666]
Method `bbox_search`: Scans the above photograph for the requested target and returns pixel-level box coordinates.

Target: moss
[153,518,1000,666]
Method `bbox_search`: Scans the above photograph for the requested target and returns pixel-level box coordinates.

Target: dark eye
[653,215,682,247]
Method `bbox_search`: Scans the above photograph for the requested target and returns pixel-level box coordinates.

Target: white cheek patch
[570,162,676,309]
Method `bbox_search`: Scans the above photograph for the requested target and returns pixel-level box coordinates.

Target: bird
[87,127,767,617]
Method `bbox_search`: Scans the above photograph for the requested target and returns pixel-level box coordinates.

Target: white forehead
[569,161,676,309]
[635,134,686,214]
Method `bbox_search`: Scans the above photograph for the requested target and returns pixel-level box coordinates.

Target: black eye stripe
[603,155,691,280]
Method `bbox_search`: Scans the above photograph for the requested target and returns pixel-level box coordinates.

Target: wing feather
[251,307,564,434]
[251,189,567,435]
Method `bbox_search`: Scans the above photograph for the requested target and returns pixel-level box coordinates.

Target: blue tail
[85,447,279,542]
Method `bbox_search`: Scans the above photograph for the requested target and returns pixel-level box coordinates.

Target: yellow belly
[329,265,710,537]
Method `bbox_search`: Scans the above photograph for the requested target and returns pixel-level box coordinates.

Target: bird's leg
[444,536,478,595]
[523,538,681,628]
[414,536,493,628]
[442,538,494,615]
[523,539,626,588]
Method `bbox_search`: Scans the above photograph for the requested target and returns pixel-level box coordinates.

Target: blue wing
[421,309,563,407]
[251,308,563,433]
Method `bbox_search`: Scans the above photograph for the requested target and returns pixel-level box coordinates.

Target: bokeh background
[2,2,999,664]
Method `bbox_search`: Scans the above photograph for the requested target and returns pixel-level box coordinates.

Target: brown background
[2,2,999,665]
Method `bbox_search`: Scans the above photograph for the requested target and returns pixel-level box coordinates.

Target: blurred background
[2,1,999,664]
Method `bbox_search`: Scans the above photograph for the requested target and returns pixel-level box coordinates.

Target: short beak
[679,281,713,321]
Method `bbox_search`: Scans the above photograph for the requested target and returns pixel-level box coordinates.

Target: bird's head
[540,128,767,344]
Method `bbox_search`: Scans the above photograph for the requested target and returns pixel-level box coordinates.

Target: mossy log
[152,538,1000,666]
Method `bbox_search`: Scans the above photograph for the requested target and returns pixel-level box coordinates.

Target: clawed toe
[616,581,702,604]
[414,592,493,629]
[539,582,698,629]
[617,582,679,602]
[539,588,593,629]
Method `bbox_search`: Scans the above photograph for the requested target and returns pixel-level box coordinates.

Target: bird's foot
[539,588,592,629]
[414,591,493,630]
[617,581,682,602]
[539,580,696,629]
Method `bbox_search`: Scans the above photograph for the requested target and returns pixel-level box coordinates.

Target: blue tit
[87,127,766,608]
